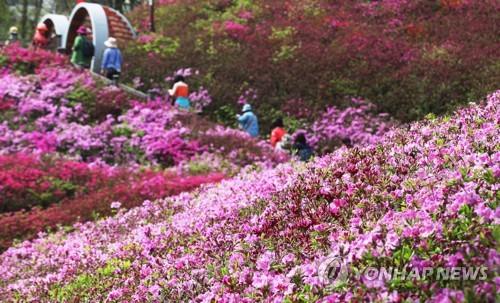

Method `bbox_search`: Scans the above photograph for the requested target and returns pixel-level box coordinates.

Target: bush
[1,92,498,301]
[0,154,106,213]
[123,0,500,126]
[0,44,68,74]
[0,153,225,251]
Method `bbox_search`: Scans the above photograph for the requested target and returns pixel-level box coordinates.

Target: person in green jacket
[71,26,93,69]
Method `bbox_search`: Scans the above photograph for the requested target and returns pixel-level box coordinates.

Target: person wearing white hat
[101,37,123,81]
[237,103,259,137]
[5,26,18,46]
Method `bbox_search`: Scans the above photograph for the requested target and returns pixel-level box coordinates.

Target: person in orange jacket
[32,23,49,49]
[168,75,190,109]
[270,117,286,148]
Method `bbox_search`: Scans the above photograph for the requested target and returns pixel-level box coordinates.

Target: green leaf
[492,225,500,244]
[483,169,496,184]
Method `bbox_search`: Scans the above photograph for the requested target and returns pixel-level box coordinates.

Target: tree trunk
[115,0,124,12]
[20,0,29,40]
[34,0,44,27]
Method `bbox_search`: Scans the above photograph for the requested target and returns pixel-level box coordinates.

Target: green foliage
[214,104,238,127]
[492,225,500,249]
[112,123,135,138]
[272,44,299,63]
[66,84,96,111]
[0,55,8,67]
[12,62,36,75]
[256,104,307,134]
[0,1,13,41]
[329,77,359,97]
[270,26,296,41]
[27,178,78,208]
[186,160,212,175]
[49,258,132,302]
[141,36,180,57]
[49,273,96,302]
[124,0,500,128]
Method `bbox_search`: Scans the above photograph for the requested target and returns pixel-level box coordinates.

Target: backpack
[82,39,94,58]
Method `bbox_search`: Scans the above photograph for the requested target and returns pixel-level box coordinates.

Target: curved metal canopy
[39,14,69,49]
[66,3,109,72]
[38,3,137,73]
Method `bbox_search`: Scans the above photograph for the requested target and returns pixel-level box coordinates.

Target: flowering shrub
[0,56,285,169]
[306,98,396,153]
[89,85,131,121]
[0,70,197,166]
[0,44,68,74]
[0,154,108,213]
[125,0,499,126]
[188,87,212,112]
[223,20,249,39]
[199,125,289,167]
[0,153,224,251]
[1,89,497,301]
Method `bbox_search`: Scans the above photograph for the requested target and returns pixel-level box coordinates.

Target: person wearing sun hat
[5,26,18,46]
[71,25,93,69]
[237,103,259,137]
[32,23,49,49]
[101,37,123,81]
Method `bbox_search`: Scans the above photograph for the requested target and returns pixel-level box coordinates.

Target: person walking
[101,37,122,82]
[71,26,93,69]
[168,75,190,109]
[237,104,259,138]
[5,27,18,45]
[293,133,313,162]
[270,117,286,148]
[32,23,49,49]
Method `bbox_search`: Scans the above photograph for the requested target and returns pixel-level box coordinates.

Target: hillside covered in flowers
[0,0,499,301]
[124,0,499,130]
[0,43,498,299]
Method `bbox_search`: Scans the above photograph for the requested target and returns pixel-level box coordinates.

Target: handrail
[90,71,150,100]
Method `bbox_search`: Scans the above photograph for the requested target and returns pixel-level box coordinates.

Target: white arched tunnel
[39,14,69,51]
[40,3,136,73]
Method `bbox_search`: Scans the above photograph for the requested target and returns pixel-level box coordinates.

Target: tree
[20,0,29,40]
[33,0,44,33]
[0,0,13,41]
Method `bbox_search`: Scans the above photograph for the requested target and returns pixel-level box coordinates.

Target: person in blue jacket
[237,104,259,137]
[101,37,123,81]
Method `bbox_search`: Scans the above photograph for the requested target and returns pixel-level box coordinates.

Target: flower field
[0,45,285,170]
[125,0,500,129]
[1,1,499,301]
[1,75,498,300]
[0,153,224,251]
[0,45,286,252]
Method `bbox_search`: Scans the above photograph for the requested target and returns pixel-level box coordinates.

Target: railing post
[148,0,155,32]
